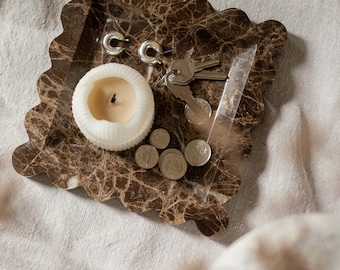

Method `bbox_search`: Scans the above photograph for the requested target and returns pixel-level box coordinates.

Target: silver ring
[138,40,163,65]
[102,31,129,56]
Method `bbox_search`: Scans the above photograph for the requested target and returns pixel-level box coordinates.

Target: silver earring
[138,40,163,65]
[102,31,129,56]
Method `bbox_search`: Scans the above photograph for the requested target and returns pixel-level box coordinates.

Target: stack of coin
[158,148,187,180]
[134,128,212,180]
[134,128,171,170]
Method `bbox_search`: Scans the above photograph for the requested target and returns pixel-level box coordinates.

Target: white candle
[87,77,136,123]
[72,63,155,151]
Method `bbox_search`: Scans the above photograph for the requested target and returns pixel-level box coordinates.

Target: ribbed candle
[72,63,154,151]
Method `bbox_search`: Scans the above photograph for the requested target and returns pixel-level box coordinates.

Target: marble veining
[12,0,287,237]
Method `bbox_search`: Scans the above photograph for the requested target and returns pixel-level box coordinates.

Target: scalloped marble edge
[12,0,287,237]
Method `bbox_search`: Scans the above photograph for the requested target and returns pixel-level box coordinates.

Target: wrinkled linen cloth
[211,214,340,270]
[0,0,339,269]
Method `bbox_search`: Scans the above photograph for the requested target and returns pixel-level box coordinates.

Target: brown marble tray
[12,0,287,237]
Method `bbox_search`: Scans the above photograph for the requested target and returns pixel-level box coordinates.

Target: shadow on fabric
[214,33,307,244]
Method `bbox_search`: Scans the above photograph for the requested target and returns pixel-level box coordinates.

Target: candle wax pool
[88,77,136,123]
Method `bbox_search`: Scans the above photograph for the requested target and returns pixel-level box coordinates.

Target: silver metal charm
[138,40,163,65]
[102,31,129,56]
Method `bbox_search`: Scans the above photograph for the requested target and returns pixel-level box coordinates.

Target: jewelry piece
[138,40,163,65]
[102,31,129,56]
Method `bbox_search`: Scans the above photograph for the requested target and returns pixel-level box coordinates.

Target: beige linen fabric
[0,0,339,269]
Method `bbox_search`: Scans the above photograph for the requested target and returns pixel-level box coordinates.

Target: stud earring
[138,40,163,65]
[102,31,129,56]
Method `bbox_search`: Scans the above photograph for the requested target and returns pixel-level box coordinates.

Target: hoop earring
[138,40,163,65]
[102,31,129,56]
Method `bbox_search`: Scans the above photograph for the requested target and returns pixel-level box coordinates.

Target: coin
[149,128,170,149]
[184,98,212,125]
[135,144,159,169]
[184,139,211,167]
[159,148,187,180]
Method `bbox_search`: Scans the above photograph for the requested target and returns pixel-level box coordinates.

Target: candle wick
[111,93,117,103]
